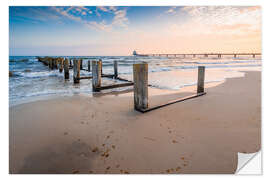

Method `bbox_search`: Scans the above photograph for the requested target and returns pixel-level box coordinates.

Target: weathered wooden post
[99,59,103,74]
[49,58,53,69]
[59,58,64,73]
[114,60,118,78]
[88,60,91,72]
[69,59,72,67]
[80,59,83,70]
[92,60,102,91]
[133,63,148,111]
[73,59,80,83]
[64,58,69,79]
[197,66,205,93]
[52,59,57,69]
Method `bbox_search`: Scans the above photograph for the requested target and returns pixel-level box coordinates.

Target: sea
[9,55,262,106]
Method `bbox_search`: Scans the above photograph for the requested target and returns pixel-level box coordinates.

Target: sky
[9,6,261,56]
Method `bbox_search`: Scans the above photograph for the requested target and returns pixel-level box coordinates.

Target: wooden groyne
[36,56,206,113]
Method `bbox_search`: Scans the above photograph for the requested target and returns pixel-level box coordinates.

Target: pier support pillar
[253,54,256,58]
[133,63,148,111]
[234,54,237,58]
[92,60,102,91]
[193,54,196,58]
[88,60,91,72]
[73,59,80,83]
[64,58,69,79]
[197,66,205,93]
[114,60,118,78]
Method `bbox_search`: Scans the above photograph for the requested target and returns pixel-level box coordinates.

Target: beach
[9,71,261,174]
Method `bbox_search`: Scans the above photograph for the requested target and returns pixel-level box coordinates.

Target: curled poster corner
[235,151,262,175]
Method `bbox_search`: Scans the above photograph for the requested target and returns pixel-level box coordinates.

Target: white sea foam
[9,56,262,106]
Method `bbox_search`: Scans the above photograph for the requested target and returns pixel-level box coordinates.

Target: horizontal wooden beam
[95,82,134,91]
[79,74,115,80]
[136,92,206,113]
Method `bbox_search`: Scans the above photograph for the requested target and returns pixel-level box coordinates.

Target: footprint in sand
[72,170,79,174]
[91,147,99,153]
[64,132,68,135]
[172,140,178,143]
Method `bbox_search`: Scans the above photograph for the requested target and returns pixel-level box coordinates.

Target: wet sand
[9,71,261,174]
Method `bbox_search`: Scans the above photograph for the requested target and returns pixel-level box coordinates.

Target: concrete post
[73,59,80,83]
[133,63,148,110]
[92,60,101,91]
[197,66,205,93]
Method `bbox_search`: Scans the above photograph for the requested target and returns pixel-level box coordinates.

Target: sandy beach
[9,71,261,174]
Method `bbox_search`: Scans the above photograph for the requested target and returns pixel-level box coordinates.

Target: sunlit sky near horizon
[9,6,261,56]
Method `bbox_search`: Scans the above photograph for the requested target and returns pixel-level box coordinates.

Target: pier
[36,56,207,113]
[135,53,261,58]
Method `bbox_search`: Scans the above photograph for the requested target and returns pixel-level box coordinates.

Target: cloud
[86,21,112,32]
[97,6,110,12]
[51,6,129,32]
[168,6,261,36]
[166,7,177,14]
[112,9,129,28]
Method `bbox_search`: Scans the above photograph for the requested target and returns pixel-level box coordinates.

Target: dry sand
[9,71,261,174]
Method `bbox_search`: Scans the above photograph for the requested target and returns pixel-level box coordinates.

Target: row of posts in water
[37,57,205,111]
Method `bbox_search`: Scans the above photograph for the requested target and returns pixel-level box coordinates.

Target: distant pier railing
[136,53,261,58]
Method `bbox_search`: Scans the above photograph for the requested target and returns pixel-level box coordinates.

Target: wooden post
[52,59,57,69]
[253,54,256,58]
[73,59,80,83]
[197,66,205,93]
[88,60,91,72]
[69,59,72,67]
[64,58,69,79]
[114,60,118,78]
[49,58,53,69]
[80,59,83,70]
[99,59,103,74]
[92,60,101,91]
[133,63,148,110]
[59,58,64,73]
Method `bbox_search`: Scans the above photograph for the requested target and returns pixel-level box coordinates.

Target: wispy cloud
[168,6,261,36]
[166,7,177,14]
[50,6,129,32]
